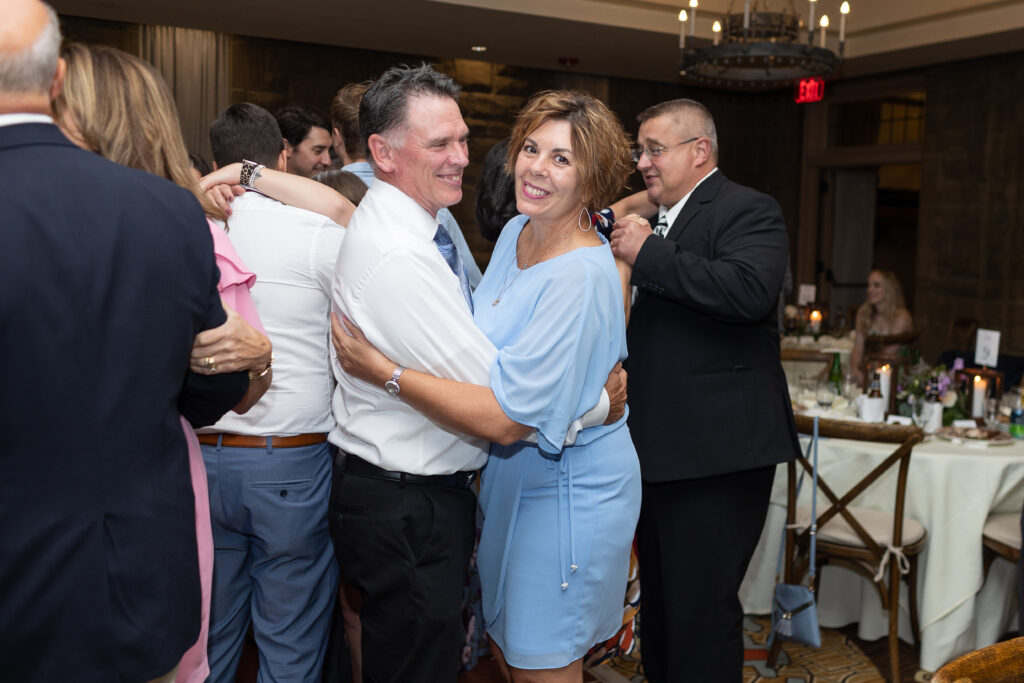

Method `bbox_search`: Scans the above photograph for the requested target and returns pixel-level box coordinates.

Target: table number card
[797,284,816,306]
[975,329,1000,367]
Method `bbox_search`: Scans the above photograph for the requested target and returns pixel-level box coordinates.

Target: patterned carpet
[591,616,883,683]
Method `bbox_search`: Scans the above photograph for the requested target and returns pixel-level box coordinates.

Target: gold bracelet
[248,354,273,380]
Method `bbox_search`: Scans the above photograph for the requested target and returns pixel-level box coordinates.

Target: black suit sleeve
[631,190,788,324]
[177,202,249,427]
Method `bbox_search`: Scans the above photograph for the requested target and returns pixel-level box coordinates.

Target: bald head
[0,0,63,113]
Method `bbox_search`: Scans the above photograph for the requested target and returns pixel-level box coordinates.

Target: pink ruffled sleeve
[208,220,266,335]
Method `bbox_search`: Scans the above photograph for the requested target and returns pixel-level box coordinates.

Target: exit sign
[795,77,825,103]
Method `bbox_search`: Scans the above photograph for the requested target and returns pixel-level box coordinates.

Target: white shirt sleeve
[349,246,495,385]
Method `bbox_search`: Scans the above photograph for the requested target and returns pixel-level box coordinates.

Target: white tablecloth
[740,434,1024,671]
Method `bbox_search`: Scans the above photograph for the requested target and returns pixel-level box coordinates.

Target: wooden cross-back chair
[932,636,1024,683]
[768,415,927,683]
[981,512,1021,580]
[780,348,833,386]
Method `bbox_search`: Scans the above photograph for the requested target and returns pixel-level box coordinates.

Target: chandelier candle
[689,0,698,37]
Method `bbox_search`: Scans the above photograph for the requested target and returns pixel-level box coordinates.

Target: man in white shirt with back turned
[328,64,621,682]
[200,102,344,683]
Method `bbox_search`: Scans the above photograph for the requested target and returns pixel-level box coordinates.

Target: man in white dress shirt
[201,102,344,683]
[328,65,620,682]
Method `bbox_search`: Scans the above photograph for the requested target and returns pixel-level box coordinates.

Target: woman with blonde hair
[53,43,272,683]
[334,89,640,683]
[850,268,914,383]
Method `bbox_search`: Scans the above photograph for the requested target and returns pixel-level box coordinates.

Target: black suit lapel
[664,169,727,242]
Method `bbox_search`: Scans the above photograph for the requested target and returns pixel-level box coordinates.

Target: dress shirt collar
[369,178,443,241]
[0,113,54,128]
[661,166,719,230]
[341,160,375,186]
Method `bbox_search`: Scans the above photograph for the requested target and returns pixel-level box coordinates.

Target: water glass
[909,395,926,427]
[986,397,1000,426]
[816,382,838,409]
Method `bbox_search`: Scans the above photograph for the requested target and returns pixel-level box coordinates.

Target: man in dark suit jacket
[611,98,799,682]
[0,2,247,681]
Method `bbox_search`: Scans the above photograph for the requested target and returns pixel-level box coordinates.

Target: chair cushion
[795,505,926,548]
[983,512,1022,550]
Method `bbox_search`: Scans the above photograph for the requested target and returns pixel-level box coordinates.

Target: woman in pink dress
[53,43,273,683]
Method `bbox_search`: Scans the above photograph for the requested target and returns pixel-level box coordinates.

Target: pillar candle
[809,310,822,335]
[972,376,988,418]
[878,364,892,406]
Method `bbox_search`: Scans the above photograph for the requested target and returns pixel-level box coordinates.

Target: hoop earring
[578,207,593,232]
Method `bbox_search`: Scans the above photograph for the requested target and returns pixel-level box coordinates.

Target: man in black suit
[0,2,247,681]
[611,98,799,682]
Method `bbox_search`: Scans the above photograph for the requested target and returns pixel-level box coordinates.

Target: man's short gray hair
[359,63,460,150]
[0,2,62,94]
[638,98,719,162]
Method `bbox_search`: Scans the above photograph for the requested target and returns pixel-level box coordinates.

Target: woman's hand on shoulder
[200,163,246,217]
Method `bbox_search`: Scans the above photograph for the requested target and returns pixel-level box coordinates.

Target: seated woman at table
[334,89,640,683]
[851,269,913,384]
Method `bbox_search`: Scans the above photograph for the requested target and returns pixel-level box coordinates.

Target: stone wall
[917,50,1024,360]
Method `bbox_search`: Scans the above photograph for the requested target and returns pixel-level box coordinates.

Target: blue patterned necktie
[433,225,474,312]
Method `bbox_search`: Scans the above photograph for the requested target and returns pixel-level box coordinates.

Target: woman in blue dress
[334,90,641,682]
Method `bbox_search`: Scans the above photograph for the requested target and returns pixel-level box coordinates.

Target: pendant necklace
[491,223,572,306]
[492,239,528,306]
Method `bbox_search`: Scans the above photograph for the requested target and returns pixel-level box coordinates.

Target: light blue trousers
[202,439,338,683]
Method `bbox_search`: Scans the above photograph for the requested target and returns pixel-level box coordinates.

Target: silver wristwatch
[384,366,405,397]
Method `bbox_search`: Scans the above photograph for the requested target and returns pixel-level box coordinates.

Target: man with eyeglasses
[610,98,799,682]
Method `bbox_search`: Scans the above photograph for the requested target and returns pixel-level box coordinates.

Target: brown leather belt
[197,433,328,448]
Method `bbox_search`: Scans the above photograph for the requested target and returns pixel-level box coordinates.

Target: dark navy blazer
[0,123,247,682]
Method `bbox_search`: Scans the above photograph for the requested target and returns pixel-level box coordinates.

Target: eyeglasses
[630,137,699,164]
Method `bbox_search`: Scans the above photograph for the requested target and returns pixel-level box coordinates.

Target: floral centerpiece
[896,358,967,425]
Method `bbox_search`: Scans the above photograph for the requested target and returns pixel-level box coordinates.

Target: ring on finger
[203,356,216,371]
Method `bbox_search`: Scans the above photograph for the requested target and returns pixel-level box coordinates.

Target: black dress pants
[636,464,776,683]
[328,460,476,683]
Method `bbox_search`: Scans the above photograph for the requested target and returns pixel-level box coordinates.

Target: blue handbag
[769,416,821,648]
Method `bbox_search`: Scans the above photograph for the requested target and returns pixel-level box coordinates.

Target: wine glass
[842,372,861,401]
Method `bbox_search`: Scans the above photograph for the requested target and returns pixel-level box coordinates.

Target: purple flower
[952,357,965,371]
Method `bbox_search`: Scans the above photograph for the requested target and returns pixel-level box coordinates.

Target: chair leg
[767,636,783,670]
[887,561,901,683]
[906,556,921,646]
[982,546,995,583]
